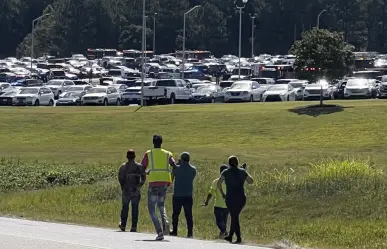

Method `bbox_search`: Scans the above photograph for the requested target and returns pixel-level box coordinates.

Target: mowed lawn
[1,100,387,249]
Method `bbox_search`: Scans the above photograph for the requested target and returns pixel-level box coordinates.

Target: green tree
[290,28,354,81]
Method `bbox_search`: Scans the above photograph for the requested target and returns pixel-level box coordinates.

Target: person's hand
[222,193,227,199]
[204,201,209,206]
[241,162,247,169]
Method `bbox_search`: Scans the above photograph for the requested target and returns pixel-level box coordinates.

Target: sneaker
[187,233,193,238]
[219,231,227,239]
[130,228,137,232]
[156,233,164,241]
[169,231,177,236]
[118,223,125,232]
[233,238,242,244]
[224,235,233,243]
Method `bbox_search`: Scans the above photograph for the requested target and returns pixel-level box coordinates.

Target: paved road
[0,217,271,249]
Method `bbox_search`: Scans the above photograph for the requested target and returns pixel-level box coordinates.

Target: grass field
[1,100,387,249]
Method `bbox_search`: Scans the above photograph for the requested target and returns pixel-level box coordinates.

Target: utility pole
[250,14,255,58]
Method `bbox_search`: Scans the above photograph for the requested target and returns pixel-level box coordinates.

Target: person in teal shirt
[203,164,229,238]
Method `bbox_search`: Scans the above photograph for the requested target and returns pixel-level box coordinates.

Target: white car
[303,80,333,100]
[45,79,75,98]
[224,80,265,102]
[288,80,309,100]
[344,78,373,99]
[59,85,93,98]
[81,86,121,106]
[13,87,55,106]
[262,84,296,102]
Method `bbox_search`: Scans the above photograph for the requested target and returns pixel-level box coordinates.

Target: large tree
[290,28,354,81]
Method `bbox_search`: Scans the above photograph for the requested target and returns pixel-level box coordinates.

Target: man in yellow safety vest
[141,134,177,241]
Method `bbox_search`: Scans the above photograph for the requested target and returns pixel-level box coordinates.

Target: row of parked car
[0,76,385,107]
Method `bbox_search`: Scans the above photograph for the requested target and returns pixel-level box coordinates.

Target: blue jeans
[120,194,140,229]
[148,186,169,234]
[214,207,229,234]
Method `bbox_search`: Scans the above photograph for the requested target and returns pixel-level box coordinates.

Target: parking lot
[1,50,387,108]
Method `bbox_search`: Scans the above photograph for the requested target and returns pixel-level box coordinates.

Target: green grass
[1,100,387,249]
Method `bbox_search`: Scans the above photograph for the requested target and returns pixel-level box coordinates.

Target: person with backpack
[217,156,253,244]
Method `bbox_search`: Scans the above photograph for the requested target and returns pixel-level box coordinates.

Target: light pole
[250,14,255,58]
[182,5,201,80]
[153,13,157,54]
[317,9,327,29]
[30,13,51,72]
[140,0,146,106]
[236,0,248,79]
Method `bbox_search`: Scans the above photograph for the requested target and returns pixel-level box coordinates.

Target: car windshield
[134,81,152,87]
[67,86,85,91]
[196,86,215,93]
[47,81,63,86]
[20,88,39,94]
[87,88,106,93]
[63,92,81,98]
[268,85,288,91]
[347,80,368,87]
[230,83,251,90]
[289,82,304,88]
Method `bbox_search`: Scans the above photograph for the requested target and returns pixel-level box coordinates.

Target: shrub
[252,159,386,197]
[0,157,117,192]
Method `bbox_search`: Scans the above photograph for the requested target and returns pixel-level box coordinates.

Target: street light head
[242,0,248,3]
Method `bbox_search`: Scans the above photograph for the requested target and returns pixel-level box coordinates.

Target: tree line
[1,0,386,58]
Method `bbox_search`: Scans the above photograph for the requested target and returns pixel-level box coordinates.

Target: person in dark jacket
[217,156,253,244]
[170,152,197,238]
[118,149,146,232]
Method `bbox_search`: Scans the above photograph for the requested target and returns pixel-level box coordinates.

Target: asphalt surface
[0,217,271,249]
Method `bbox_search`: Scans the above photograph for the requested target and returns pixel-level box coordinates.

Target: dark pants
[214,207,229,234]
[172,196,193,235]
[120,194,140,229]
[226,195,246,239]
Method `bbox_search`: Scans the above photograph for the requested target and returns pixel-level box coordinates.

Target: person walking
[141,135,177,241]
[203,164,229,238]
[217,156,253,244]
[118,149,146,232]
[170,152,197,238]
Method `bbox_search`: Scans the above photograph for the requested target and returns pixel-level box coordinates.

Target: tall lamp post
[30,13,51,72]
[153,13,157,54]
[317,9,327,29]
[250,14,255,58]
[140,0,146,106]
[236,0,248,79]
[182,5,201,80]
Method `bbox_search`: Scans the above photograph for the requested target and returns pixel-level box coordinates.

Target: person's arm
[246,171,254,184]
[204,193,213,206]
[217,175,226,199]
[139,164,147,186]
[169,154,177,169]
[118,165,125,189]
[141,153,149,174]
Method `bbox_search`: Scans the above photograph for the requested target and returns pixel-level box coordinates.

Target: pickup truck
[142,79,192,104]
[121,79,157,105]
